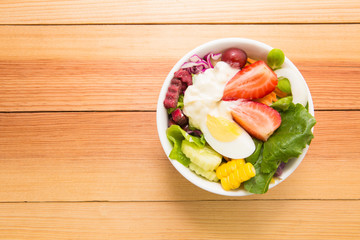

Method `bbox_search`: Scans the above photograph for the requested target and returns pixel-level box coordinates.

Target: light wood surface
[0,0,359,24]
[0,201,359,239]
[0,1,359,239]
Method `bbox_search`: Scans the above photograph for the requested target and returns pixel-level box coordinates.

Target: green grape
[267,48,285,70]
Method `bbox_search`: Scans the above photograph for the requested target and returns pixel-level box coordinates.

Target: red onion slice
[204,53,222,68]
[180,53,221,74]
[189,54,202,62]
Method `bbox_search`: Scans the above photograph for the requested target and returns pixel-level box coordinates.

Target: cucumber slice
[189,163,219,182]
[181,140,222,171]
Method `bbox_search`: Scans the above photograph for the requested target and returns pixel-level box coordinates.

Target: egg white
[201,121,255,159]
[199,101,255,159]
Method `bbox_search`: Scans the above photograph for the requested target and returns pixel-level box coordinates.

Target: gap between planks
[1,22,360,26]
[0,199,358,204]
[0,109,359,114]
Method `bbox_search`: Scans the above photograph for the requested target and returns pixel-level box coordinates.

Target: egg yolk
[206,115,242,142]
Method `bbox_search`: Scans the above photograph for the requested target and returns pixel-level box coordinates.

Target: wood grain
[0,0,359,24]
[0,25,359,111]
[0,201,359,239]
[0,111,359,202]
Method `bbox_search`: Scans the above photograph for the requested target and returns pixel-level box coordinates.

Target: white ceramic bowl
[156,38,314,196]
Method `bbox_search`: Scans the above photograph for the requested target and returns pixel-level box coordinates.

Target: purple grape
[222,48,247,69]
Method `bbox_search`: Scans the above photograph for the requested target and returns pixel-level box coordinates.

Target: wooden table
[0,1,359,239]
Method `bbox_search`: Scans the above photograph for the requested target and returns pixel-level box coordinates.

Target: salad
[163,46,316,194]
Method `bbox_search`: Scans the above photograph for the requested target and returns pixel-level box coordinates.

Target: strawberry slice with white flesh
[223,60,278,100]
[230,100,281,141]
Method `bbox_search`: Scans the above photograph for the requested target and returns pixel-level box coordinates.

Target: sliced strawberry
[222,60,278,100]
[230,100,281,141]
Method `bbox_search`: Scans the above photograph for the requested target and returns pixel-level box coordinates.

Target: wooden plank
[0,25,359,62]
[0,111,359,202]
[0,0,359,24]
[0,201,359,239]
[0,61,358,111]
[0,25,359,111]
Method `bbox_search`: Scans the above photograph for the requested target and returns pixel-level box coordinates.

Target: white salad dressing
[183,61,239,129]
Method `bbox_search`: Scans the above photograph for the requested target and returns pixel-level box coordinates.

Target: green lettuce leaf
[244,152,280,194]
[271,96,293,112]
[261,103,316,173]
[166,125,205,166]
[245,138,263,164]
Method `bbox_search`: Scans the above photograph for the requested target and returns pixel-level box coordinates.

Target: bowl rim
[156,37,314,196]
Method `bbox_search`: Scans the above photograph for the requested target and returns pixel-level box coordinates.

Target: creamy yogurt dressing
[183,61,239,129]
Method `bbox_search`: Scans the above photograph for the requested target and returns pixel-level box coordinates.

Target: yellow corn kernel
[216,160,256,191]
[216,159,245,179]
